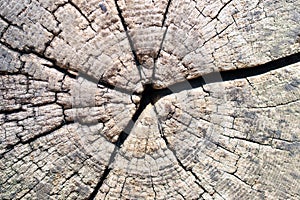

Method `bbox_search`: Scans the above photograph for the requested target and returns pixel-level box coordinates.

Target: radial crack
[149,52,300,103]
[87,166,111,200]
[0,41,77,79]
[0,120,74,157]
[68,0,96,32]
[162,0,172,27]
[152,26,169,81]
[115,84,154,148]
[86,84,157,199]
[153,105,209,196]
[114,0,142,79]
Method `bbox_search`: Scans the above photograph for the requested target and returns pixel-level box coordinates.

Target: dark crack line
[224,171,261,192]
[151,176,157,199]
[68,0,96,32]
[0,41,77,79]
[0,14,23,31]
[114,0,142,79]
[152,26,169,81]
[152,0,172,80]
[87,138,121,200]
[0,14,12,25]
[0,107,26,115]
[119,176,127,199]
[246,99,300,109]
[0,120,74,158]
[87,166,111,200]
[76,72,134,95]
[219,53,300,81]
[153,105,210,196]
[162,0,172,27]
[0,41,135,95]
[150,52,300,104]
[115,84,154,148]
[87,84,155,199]
[211,0,233,21]
[42,29,62,55]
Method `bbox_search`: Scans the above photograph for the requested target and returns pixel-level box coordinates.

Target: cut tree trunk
[0,0,299,199]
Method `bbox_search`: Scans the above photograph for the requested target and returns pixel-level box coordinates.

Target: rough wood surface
[0,0,299,199]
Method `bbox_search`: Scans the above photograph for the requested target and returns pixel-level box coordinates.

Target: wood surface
[0,0,299,199]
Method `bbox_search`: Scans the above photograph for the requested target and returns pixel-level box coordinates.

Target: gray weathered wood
[0,0,299,199]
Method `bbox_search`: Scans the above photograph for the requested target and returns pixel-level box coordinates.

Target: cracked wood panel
[0,0,300,199]
[155,63,300,199]
[0,0,142,92]
[155,0,300,88]
[115,0,300,88]
[94,63,300,200]
[0,124,113,199]
[0,46,137,199]
[1,0,299,91]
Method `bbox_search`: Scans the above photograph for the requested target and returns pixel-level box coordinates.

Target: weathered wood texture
[0,0,299,199]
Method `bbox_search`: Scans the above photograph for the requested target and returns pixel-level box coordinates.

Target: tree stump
[0,0,299,199]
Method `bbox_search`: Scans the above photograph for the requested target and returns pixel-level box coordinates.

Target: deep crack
[1,1,300,199]
[114,0,142,79]
[115,84,154,148]
[87,166,111,200]
[162,0,172,27]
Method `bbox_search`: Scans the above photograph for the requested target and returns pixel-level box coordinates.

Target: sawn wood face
[0,0,299,199]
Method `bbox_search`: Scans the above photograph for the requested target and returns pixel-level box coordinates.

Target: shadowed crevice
[115,84,154,148]
[220,53,300,82]
[114,0,142,79]
[86,84,155,199]
[0,120,75,158]
[152,105,208,196]
[150,52,300,103]
[162,0,172,27]
[152,26,169,81]
[0,41,77,79]
[87,166,111,200]
[0,107,26,115]
[153,0,172,81]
